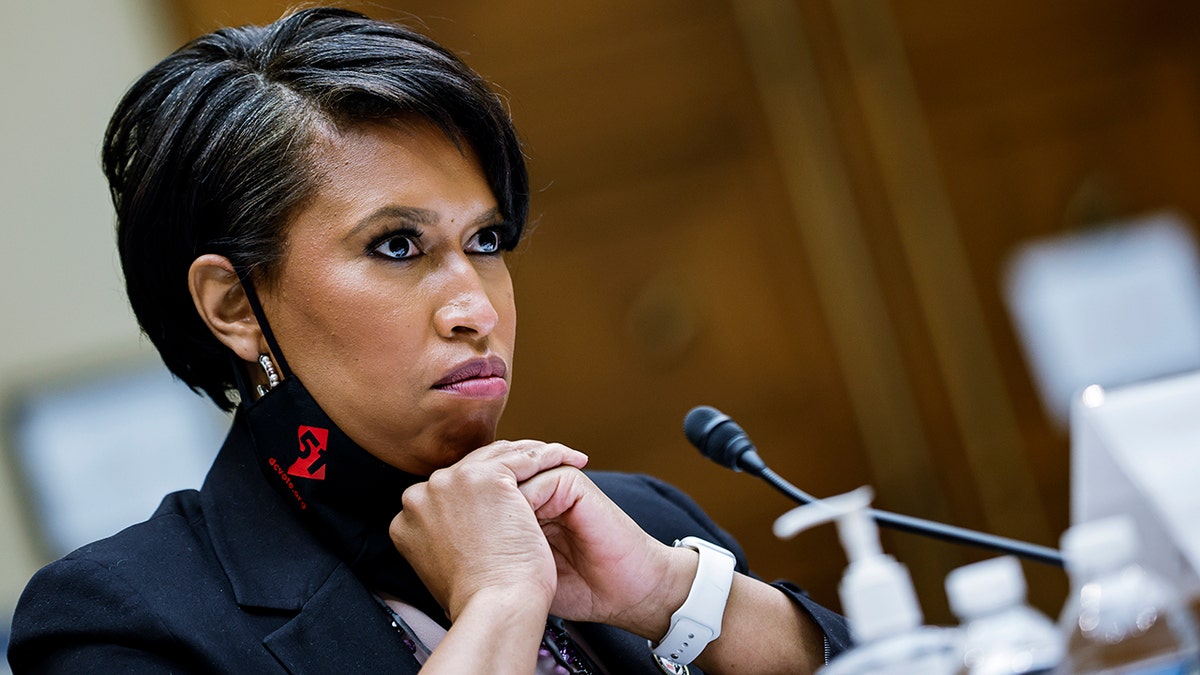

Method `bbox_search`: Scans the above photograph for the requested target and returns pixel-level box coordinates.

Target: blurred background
[5,0,1200,656]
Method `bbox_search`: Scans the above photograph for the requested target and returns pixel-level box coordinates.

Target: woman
[8,7,849,673]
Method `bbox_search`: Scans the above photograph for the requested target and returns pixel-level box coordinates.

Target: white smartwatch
[649,536,737,665]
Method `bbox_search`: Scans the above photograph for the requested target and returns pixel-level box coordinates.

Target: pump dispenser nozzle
[774,487,923,644]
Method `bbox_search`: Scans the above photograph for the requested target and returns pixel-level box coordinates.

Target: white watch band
[649,536,737,665]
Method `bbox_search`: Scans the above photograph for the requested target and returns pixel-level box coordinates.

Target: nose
[433,257,500,339]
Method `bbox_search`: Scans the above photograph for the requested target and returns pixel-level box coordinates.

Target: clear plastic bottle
[945,555,1064,674]
[774,487,959,675]
[1057,516,1200,675]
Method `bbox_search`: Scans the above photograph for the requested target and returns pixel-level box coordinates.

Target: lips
[432,355,509,398]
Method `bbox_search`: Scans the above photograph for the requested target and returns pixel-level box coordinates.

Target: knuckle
[486,440,518,454]
[427,467,456,490]
[400,483,426,511]
[444,463,496,490]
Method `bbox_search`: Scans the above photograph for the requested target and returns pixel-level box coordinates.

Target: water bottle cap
[945,556,1026,619]
[1060,515,1137,577]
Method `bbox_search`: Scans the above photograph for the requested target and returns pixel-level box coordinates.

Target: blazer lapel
[263,563,421,675]
[201,416,336,611]
[201,415,418,673]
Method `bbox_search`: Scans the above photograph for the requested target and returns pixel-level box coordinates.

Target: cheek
[492,277,518,340]
[279,268,427,362]
[349,289,431,353]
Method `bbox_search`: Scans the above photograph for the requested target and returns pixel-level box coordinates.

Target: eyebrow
[347,205,437,239]
[346,205,503,240]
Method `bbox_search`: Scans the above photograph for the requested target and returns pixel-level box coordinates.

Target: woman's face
[259,119,516,475]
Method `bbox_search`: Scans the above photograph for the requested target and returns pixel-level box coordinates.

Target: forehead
[286,117,496,232]
[309,117,482,186]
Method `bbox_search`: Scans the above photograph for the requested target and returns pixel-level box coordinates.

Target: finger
[472,440,588,483]
[518,465,592,519]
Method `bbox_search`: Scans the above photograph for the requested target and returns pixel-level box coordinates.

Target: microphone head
[684,406,727,453]
[684,405,759,472]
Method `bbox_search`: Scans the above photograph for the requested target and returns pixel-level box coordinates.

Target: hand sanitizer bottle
[945,555,1063,674]
[774,487,959,675]
[1057,515,1200,674]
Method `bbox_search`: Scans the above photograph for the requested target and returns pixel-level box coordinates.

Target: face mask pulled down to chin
[241,375,444,620]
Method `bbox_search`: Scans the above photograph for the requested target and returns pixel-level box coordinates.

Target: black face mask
[231,272,446,623]
[242,372,448,623]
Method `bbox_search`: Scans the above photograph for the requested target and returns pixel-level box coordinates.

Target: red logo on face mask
[288,426,328,480]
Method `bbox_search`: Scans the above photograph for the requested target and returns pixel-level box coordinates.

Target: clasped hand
[388,439,694,639]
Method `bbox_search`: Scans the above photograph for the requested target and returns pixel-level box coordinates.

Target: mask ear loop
[231,265,294,404]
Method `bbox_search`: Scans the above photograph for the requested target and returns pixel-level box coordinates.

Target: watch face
[651,654,690,675]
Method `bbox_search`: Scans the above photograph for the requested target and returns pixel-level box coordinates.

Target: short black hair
[104,7,528,410]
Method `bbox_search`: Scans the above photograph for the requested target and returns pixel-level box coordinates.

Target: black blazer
[8,418,850,673]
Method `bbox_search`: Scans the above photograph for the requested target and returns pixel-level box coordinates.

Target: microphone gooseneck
[683,405,1064,567]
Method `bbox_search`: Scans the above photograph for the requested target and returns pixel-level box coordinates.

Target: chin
[362,397,508,474]
[441,414,501,456]
[411,406,505,471]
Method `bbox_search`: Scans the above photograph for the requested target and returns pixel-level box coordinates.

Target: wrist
[450,579,553,624]
[642,544,700,637]
[433,589,551,673]
[648,536,737,665]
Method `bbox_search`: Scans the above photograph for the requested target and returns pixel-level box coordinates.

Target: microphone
[684,405,768,474]
[684,405,1064,567]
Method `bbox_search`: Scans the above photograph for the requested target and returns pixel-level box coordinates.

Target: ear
[188,254,267,363]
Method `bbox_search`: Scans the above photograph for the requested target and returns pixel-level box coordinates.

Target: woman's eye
[372,234,421,260]
[468,228,502,254]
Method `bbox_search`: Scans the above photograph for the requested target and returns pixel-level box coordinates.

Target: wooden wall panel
[808,0,1200,610]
